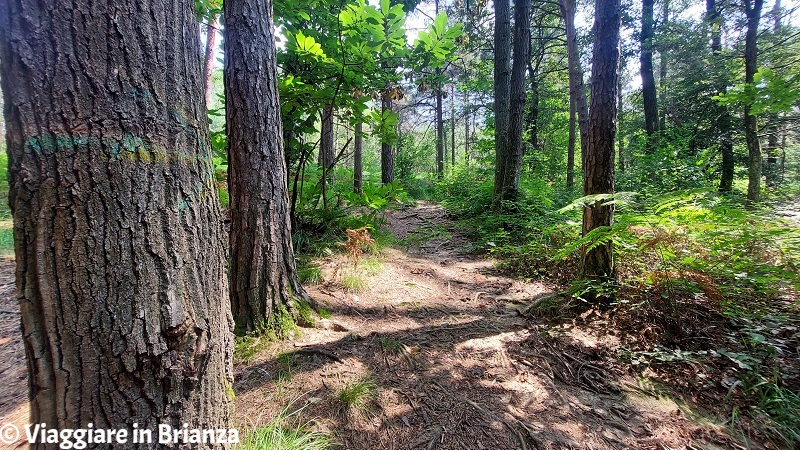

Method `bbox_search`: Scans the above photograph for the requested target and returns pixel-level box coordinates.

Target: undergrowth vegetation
[238,399,335,450]
[427,163,800,446]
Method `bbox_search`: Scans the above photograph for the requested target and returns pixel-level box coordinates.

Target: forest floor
[234,201,777,450]
[0,201,790,449]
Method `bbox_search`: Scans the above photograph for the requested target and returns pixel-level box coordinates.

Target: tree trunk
[493,0,512,203]
[451,92,456,167]
[320,104,335,180]
[560,0,589,156]
[659,0,669,131]
[226,0,311,333]
[568,95,577,188]
[617,82,625,173]
[582,0,621,295]
[354,121,363,193]
[765,122,779,187]
[744,0,764,203]
[434,0,445,178]
[464,90,471,164]
[706,0,734,192]
[707,0,722,52]
[381,94,395,184]
[526,64,540,157]
[719,139,734,192]
[436,90,445,177]
[772,0,782,30]
[640,0,659,151]
[203,14,220,107]
[0,0,233,442]
[494,0,531,204]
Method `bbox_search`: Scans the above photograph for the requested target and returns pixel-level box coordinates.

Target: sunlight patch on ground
[455,331,524,353]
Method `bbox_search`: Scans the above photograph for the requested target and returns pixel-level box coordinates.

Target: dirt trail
[775,200,800,224]
[235,202,744,450]
[0,259,28,450]
[0,202,754,449]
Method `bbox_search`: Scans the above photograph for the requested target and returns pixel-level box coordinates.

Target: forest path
[775,198,800,224]
[234,201,744,450]
[0,260,28,450]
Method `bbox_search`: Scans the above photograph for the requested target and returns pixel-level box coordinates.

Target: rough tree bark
[659,0,669,131]
[320,104,335,180]
[617,85,625,173]
[559,0,589,156]
[435,0,445,178]
[494,0,531,204]
[203,14,220,106]
[492,0,511,205]
[381,93,395,184]
[354,121,363,193]
[451,89,456,167]
[744,0,764,203]
[526,63,540,159]
[226,0,311,332]
[436,89,445,176]
[705,0,735,192]
[0,0,233,443]
[640,0,659,151]
[582,0,621,295]
[464,90,471,164]
[568,94,578,188]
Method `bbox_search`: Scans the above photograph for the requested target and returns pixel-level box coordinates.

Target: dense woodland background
[1,0,800,447]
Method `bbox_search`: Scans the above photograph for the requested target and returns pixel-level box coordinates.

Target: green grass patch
[359,257,384,276]
[379,337,404,354]
[337,378,377,411]
[340,268,369,292]
[297,260,322,285]
[234,335,271,362]
[238,400,335,450]
[316,307,332,319]
[0,220,13,258]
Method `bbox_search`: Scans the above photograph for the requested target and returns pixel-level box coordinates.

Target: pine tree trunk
[493,0,512,205]
[0,0,233,442]
[526,64,540,157]
[568,96,577,188]
[582,0,621,295]
[707,0,722,52]
[381,95,395,184]
[640,0,659,151]
[203,14,220,107]
[560,0,589,157]
[354,122,363,193]
[464,91,471,164]
[494,0,530,204]
[772,0,782,30]
[226,0,310,333]
[451,93,456,167]
[719,140,734,192]
[434,0,445,178]
[436,90,445,177]
[706,0,734,192]
[659,0,669,131]
[617,77,625,173]
[320,104,335,181]
[744,0,764,203]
